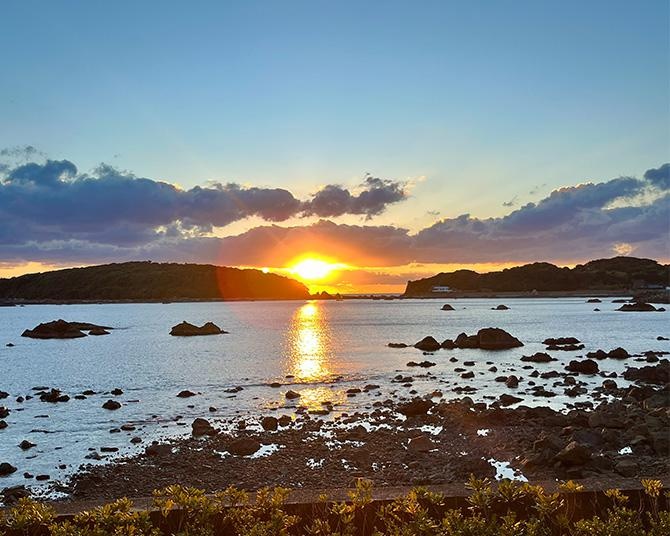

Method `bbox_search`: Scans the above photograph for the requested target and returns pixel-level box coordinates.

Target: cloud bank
[0,157,668,270]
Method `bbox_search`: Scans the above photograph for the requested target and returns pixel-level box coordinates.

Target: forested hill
[403,257,670,296]
[0,262,310,301]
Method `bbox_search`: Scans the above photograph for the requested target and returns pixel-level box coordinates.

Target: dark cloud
[0,158,406,249]
[644,163,670,190]
[0,161,668,269]
[302,175,407,219]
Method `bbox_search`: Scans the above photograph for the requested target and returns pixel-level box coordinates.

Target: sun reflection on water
[288,301,332,383]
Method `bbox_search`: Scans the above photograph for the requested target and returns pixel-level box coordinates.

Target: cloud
[644,163,670,190]
[302,175,407,219]
[0,157,407,248]
[0,160,668,270]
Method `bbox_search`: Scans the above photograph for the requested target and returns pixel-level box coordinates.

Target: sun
[290,258,337,281]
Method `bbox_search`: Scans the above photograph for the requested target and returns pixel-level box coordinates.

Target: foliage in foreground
[0,478,668,536]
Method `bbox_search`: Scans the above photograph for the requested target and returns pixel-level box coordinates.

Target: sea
[0,298,667,494]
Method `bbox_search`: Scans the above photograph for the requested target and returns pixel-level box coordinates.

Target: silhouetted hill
[403,257,670,296]
[0,262,310,301]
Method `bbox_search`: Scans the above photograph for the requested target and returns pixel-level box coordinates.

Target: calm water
[0,298,667,494]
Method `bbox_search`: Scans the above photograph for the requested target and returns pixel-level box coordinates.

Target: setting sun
[290,258,336,281]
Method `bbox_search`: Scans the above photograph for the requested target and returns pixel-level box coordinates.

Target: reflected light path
[288,302,332,382]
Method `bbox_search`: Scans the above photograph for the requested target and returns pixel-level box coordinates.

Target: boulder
[191,418,217,436]
[21,319,112,339]
[19,440,35,450]
[261,416,278,431]
[623,360,670,385]
[1,485,29,504]
[285,390,301,400]
[170,321,226,336]
[407,360,436,368]
[441,304,455,311]
[454,333,479,348]
[505,375,519,388]
[521,352,555,363]
[587,298,602,303]
[0,462,17,476]
[499,393,523,406]
[614,458,638,477]
[617,302,657,312]
[477,328,523,350]
[543,337,580,346]
[102,399,121,410]
[227,438,261,456]
[146,444,172,457]
[566,359,599,375]
[555,441,591,466]
[177,390,197,398]
[413,336,441,352]
[388,342,408,348]
[608,347,630,360]
[398,399,433,417]
[492,304,509,310]
[407,434,435,452]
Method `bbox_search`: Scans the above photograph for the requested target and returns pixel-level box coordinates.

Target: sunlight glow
[290,258,339,281]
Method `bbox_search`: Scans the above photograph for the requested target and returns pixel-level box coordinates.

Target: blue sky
[0,1,668,289]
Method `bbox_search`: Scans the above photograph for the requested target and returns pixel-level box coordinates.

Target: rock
[110,388,123,396]
[658,336,669,341]
[614,458,638,477]
[177,390,197,398]
[505,375,519,388]
[407,360,435,368]
[130,437,142,444]
[0,407,8,419]
[0,420,6,429]
[227,438,261,456]
[623,360,670,385]
[146,444,172,457]
[602,379,618,390]
[170,321,227,336]
[19,440,35,450]
[617,302,657,312]
[285,390,301,399]
[388,342,408,348]
[492,304,509,310]
[587,349,608,360]
[441,339,456,349]
[477,328,523,350]
[555,441,591,466]
[261,416,278,431]
[543,337,580,346]
[499,394,523,406]
[278,415,292,427]
[441,304,455,311]
[608,347,630,360]
[88,327,110,335]
[1,485,29,504]
[191,418,217,436]
[39,389,69,403]
[21,319,112,339]
[398,399,433,417]
[454,333,479,348]
[102,399,121,410]
[587,298,602,303]
[566,359,599,375]
[5,343,14,347]
[413,336,441,352]
[0,462,17,476]
[521,352,555,363]
[408,434,435,452]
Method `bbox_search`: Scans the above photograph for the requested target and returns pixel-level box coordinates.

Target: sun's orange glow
[289,257,343,281]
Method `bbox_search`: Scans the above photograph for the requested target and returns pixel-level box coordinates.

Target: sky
[0,0,668,293]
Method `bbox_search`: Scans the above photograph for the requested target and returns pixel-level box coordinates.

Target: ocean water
[0,298,667,494]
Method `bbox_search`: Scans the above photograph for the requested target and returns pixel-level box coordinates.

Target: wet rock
[170,321,227,336]
[88,326,110,335]
[587,298,602,303]
[608,347,630,360]
[191,418,217,436]
[0,420,6,429]
[39,389,69,403]
[285,390,301,399]
[658,336,669,341]
[441,339,456,349]
[555,441,591,466]
[407,360,436,368]
[261,416,278,431]
[388,342,408,348]
[566,359,599,375]
[278,415,292,427]
[413,336,441,352]
[441,304,455,311]
[0,407,8,419]
[19,440,35,450]
[492,304,509,310]
[623,360,670,385]
[617,302,657,312]
[499,394,523,406]
[505,375,519,388]
[177,390,197,398]
[130,437,142,444]
[461,371,475,379]
[543,337,580,346]
[477,328,523,350]
[0,462,17,476]
[102,400,121,410]
[521,352,555,363]
[227,438,261,456]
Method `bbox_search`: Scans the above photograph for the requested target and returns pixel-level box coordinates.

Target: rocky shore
[56,359,670,503]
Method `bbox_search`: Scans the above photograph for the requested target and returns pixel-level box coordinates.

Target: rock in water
[102,400,121,410]
[441,304,455,311]
[413,336,441,352]
[617,302,658,312]
[521,352,555,363]
[477,328,523,350]
[21,319,112,339]
[0,462,17,476]
[169,321,227,336]
[566,359,599,375]
[492,304,509,310]
[191,418,217,436]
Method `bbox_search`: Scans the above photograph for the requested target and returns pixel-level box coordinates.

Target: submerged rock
[170,321,227,336]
